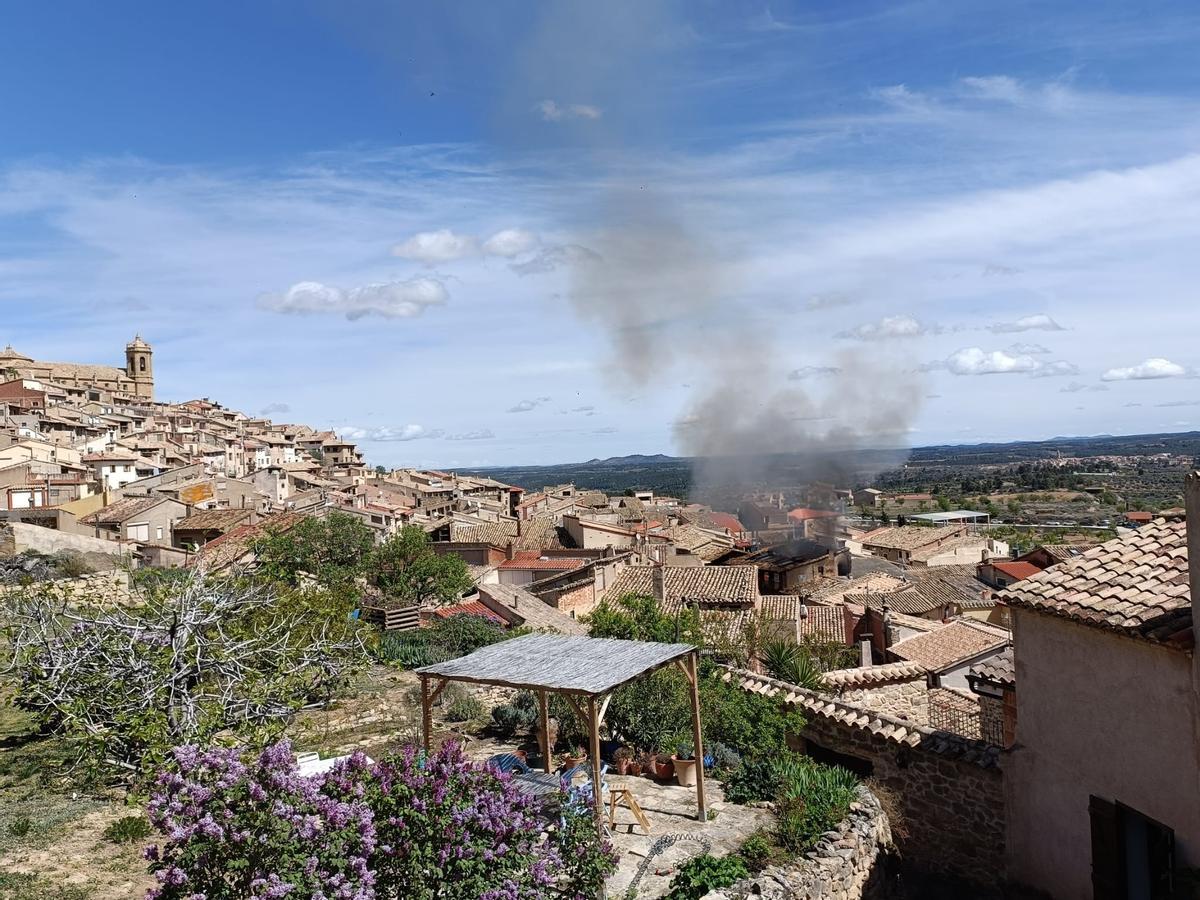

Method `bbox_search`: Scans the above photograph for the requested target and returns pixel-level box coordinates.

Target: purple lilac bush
[145,740,617,900]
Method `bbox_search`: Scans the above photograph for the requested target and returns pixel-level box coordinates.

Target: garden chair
[486,753,531,775]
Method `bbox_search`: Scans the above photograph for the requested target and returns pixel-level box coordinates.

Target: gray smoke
[506,2,922,499]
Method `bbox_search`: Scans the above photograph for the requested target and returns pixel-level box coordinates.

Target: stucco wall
[1006,609,1200,900]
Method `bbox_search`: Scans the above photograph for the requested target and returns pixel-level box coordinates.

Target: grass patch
[102,815,151,845]
[0,870,91,900]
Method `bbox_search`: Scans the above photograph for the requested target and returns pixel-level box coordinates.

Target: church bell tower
[125,335,154,400]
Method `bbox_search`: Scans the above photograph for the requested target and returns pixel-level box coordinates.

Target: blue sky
[4,1,1200,467]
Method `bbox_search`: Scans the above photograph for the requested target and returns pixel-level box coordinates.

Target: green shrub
[103,814,152,844]
[737,832,771,871]
[442,688,484,723]
[491,691,538,737]
[6,817,32,839]
[665,853,749,900]
[723,756,782,805]
[377,616,518,669]
[761,639,822,689]
[699,666,806,758]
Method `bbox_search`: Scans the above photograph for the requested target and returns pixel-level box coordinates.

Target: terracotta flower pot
[562,753,587,771]
[627,761,643,777]
[673,756,698,787]
[653,757,675,780]
[614,757,632,775]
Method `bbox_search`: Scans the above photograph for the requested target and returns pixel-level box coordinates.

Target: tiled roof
[889,620,1009,672]
[862,526,963,552]
[851,589,941,617]
[909,533,990,563]
[190,511,308,572]
[999,519,1192,647]
[477,584,587,636]
[1038,542,1100,563]
[81,496,164,525]
[794,603,848,643]
[606,565,758,605]
[808,572,906,604]
[496,555,588,571]
[430,601,506,626]
[174,508,254,532]
[787,507,840,522]
[722,668,999,767]
[969,646,1014,687]
[705,511,746,534]
[450,517,572,552]
[735,538,831,572]
[987,560,1041,582]
[820,661,926,688]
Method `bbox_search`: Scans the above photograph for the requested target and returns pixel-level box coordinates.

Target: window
[1090,796,1175,900]
[139,357,146,372]
[128,522,149,542]
[156,526,164,541]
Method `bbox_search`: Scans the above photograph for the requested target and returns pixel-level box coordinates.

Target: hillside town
[1,338,1196,900]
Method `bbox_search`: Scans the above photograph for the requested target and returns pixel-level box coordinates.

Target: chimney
[652,565,665,603]
[505,541,514,561]
[859,638,872,668]
[516,517,522,537]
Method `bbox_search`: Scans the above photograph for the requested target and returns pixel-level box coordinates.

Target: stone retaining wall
[0,571,133,606]
[704,786,893,900]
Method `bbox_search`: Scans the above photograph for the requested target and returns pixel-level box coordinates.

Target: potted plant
[626,756,643,777]
[673,741,698,787]
[612,746,634,775]
[652,752,675,781]
[561,746,588,770]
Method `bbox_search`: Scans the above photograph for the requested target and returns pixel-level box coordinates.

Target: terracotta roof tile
[889,620,1009,672]
[969,646,1014,687]
[606,565,758,605]
[999,519,1192,647]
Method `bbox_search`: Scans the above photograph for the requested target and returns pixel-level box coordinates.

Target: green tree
[936,495,952,512]
[584,593,702,644]
[370,525,472,607]
[253,511,375,592]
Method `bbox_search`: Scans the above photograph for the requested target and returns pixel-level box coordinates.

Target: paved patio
[465,738,771,899]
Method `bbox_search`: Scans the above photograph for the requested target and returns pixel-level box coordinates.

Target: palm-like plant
[761,639,823,690]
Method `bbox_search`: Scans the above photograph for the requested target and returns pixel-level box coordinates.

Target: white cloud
[1007,342,1050,355]
[788,365,842,380]
[1101,357,1188,381]
[943,347,1040,375]
[391,229,478,264]
[837,315,930,340]
[509,244,600,276]
[260,402,291,415]
[988,314,1065,333]
[1031,360,1080,378]
[506,397,553,414]
[1060,381,1109,393]
[482,228,539,258]
[259,278,448,320]
[341,424,443,442]
[537,100,602,122]
[445,429,495,440]
[1155,400,1200,408]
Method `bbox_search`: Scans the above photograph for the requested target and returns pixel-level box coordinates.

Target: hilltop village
[0,339,1197,900]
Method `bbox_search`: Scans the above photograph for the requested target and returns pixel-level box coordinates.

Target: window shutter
[1090,795,1121,900]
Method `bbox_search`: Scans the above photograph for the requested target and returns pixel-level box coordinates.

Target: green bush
[665,853,749,900]
[103,814,152,844]
[723,756,783,805]
[6,817,32,839]
[737,832,771,872]
[442,688,483,723]
[491,691,538,738]
[761,640,822,689]
[378,615,517,669]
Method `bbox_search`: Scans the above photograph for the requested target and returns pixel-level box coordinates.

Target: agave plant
[761,639,823,690]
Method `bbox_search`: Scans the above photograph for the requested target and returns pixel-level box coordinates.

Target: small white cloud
[341,424,443,442]
[260,402,291,415]
[259,278,448,320]
[391,229,477,264]
[509,244,600,276]
[537,100,602,122]
[1060,381,1109,393]
[507,398,552,414]
[1101,358,1187,381]
[943,347,1040,375]
[1031,360,1080,378]
[445,429,495,441]
[788,365,842,380]
[805,293,853,311]
[1154,400,1200,408]
[960,75,1025,104]
[988,314,1066,333]
[837,315,931,341]
[1007,342,1050,355]
[482,228,539,258]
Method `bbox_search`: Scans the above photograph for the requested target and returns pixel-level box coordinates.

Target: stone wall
[0,571,133,606]
[836,681,929,723]
[704,786,894,900]
[1,523,129,566]
[798,715,1004,884]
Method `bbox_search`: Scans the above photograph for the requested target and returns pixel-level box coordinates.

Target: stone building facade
[0,336,154,400]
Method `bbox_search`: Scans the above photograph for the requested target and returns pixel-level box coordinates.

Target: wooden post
[687,650,707,821]
[539,689,552,774]
[420,674,433,757]
[587,694,604,835]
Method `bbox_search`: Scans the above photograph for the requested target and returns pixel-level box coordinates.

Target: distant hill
[455,430,1200,498]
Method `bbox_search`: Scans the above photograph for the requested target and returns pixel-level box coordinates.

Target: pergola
[416,634,706,831]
